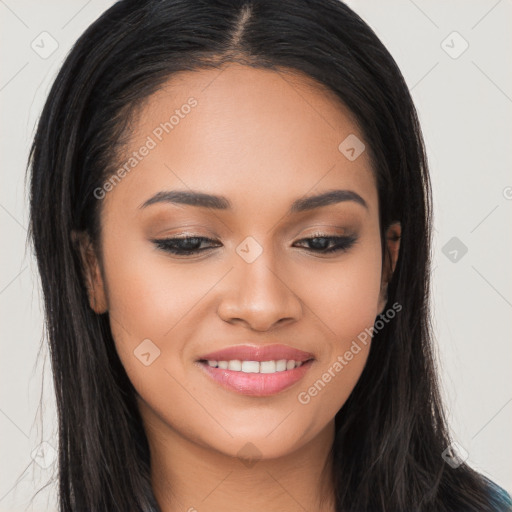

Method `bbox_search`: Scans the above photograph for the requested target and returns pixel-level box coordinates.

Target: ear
[377,221,401,315]
[71,230,108,314]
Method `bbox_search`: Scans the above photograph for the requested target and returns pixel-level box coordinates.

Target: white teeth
[276,359,287,371]
[241,360,260,373]
[260,360,276,373]
[204,359,307,373]
[228,360,242,371]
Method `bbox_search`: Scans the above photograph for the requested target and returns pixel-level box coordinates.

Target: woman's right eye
[151,236,220,256]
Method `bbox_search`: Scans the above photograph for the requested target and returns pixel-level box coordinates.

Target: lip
[196,359,315,397]
[195,343,315,397]
[197,344,315,363]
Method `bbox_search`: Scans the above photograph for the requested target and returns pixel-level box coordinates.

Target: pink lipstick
[196,344,315,397]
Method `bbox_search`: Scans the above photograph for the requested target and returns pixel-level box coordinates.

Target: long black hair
[27,0,510,510]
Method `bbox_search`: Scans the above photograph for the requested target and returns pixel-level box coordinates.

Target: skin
[76,63,401,512]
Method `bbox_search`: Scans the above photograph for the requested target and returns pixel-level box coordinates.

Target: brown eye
[293,234,358,254]
[151,236,220,255]
[151,233,358,258]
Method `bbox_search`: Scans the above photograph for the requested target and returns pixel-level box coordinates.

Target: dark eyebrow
[140,190,230,210]
[139,188,368,213]
[289,189,368,213]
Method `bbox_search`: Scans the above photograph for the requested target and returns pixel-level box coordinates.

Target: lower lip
[197,360,314,397]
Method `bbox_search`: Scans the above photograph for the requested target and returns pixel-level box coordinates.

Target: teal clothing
[487,479,512,510]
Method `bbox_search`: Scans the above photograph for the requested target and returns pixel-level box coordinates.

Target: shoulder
[485,478,512,510]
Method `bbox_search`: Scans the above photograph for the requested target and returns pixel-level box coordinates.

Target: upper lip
[198,344,315,362]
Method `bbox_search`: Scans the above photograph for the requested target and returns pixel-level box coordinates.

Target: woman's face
[80,63,400,460]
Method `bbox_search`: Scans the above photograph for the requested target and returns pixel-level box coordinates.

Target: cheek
[102,249,215,436]
[103,241,215,340]
[292,245,382,421]
[296,243,383,343]
[99,236,216,388]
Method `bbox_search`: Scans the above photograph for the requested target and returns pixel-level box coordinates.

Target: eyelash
[151,233,358,257]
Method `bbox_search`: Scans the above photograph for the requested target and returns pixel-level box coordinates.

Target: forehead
[103,63,377,219]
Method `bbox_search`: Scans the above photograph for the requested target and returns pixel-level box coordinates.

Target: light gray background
[1,1,511,510]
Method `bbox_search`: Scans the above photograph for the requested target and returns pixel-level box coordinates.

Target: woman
[27,0,512,510]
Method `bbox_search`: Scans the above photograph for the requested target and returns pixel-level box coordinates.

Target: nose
[217,250,303,331]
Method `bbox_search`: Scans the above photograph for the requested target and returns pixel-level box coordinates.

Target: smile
[197,358,314,396]
[203,359,305,373]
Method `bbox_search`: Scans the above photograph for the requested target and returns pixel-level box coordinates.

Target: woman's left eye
[151,234,358,257]
[293,234,358,254]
